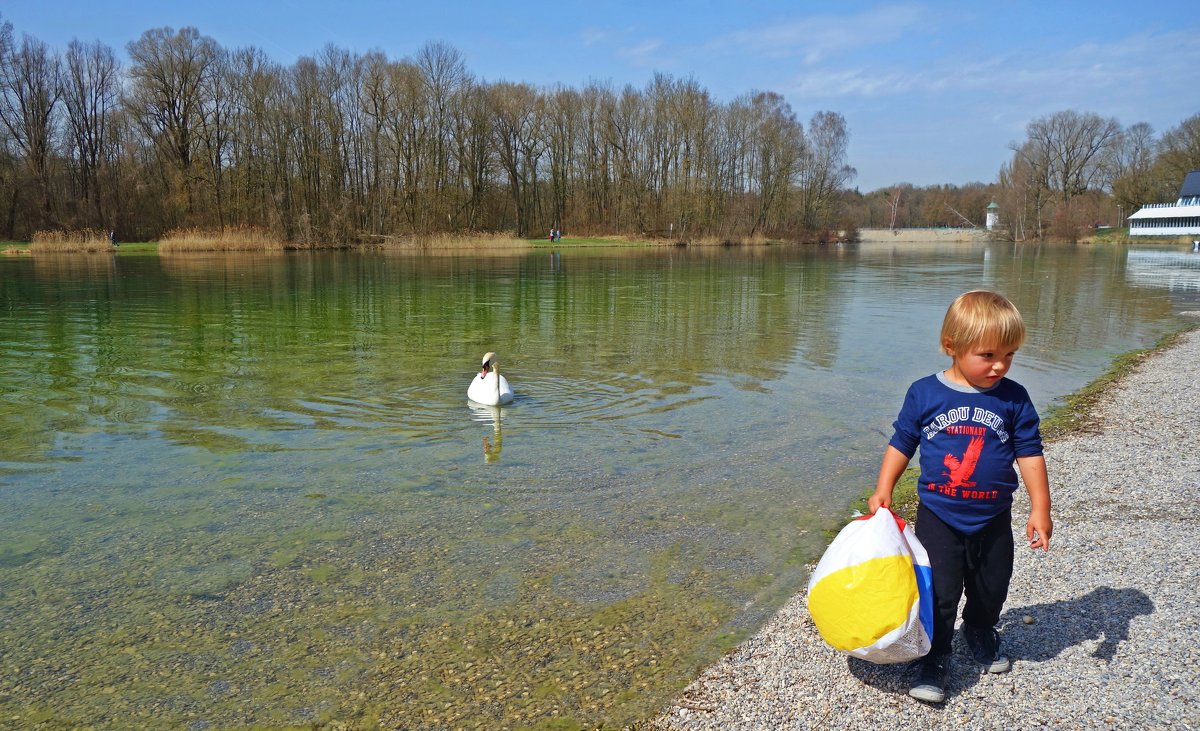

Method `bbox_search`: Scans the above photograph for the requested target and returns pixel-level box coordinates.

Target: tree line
[845,110,1200,241]
[0,19,855,244]
[996,110,1200,241]
[842,183,995,231]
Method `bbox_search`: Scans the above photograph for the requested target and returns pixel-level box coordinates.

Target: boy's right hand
[872,446,909,514]
[867,490,892,514]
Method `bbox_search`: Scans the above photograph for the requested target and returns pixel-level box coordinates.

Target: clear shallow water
[1,243,1197,728]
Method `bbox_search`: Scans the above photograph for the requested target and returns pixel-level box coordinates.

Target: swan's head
[480,352,497,377]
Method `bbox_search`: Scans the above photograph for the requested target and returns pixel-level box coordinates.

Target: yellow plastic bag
[806,507,933,664]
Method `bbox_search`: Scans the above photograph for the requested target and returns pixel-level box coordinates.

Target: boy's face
[943,339,1017,389]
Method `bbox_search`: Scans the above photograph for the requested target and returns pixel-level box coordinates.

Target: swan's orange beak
[480,366,489,378]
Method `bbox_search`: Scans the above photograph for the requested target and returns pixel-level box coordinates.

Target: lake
[2,242,1197,728]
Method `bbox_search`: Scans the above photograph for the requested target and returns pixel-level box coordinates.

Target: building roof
[1180,170,1200,199]
[1128,203,1200,220]
[1128,171,1200,220]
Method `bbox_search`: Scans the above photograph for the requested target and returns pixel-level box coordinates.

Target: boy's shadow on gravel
[1000,586,1153,663]
[846,586,1153,700]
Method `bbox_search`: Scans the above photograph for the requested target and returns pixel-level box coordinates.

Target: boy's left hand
[1016,455,1052,551]
[1026,512,1052,551]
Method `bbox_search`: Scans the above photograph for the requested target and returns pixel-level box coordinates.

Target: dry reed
[678,233,774,247]
[29,229,114,253]
[158,226,286,253]
[385,231,531,250]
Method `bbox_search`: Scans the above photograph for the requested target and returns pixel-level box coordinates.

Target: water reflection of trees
[995,244,1175,364]
[853,242,1176,366]
[155,247,848,384]
[1,245,1182,457]
[30,252,116,281]
[494,248,849,384]
[12,249,851,450]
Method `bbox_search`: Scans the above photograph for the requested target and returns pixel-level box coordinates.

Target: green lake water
[1,242,1198,729]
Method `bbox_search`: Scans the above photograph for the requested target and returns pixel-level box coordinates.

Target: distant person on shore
[109,230,118,247]
[868,290,1052,704]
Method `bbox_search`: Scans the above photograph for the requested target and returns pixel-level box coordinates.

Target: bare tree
[1003,110,1122,241]
[225,46,290,234]
[577,82,616,231]
[1001,140,1054,240]
[358,51,393,235]
[448,78,493,230]
[489,82,543,236]
[381,58,428,232]
[664,77,712,237]
[888,186,903,230]
[1108,121,1159,215]
[605,85,651,232]
[797,111,855,231]
[544,85,580,234]
[745,92,803,235]
[0,33,61,226]
[1024,110,1121,203]
[62,39,121,226]
[196,47,235,229]
[1155,113,1200,193]
[125,26,221,224]
[416,41,467,230]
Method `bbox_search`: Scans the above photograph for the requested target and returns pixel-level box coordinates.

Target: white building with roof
[1127,170,1200,237]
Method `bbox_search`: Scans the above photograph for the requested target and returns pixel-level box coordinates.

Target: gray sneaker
[962,624,1011,673]
[909,653,950,703]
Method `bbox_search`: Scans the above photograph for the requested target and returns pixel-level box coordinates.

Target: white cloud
[788,68,912,97]
[576,24,670,70]
[707,2,930,64]
[579,28,610,48]
[783,25,1198,119]
[616,39,665,66]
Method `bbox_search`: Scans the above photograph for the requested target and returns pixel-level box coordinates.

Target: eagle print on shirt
[923,411,1011,501]
[936,435,983,490]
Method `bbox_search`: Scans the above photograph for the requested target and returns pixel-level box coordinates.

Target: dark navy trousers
[915,501,1014,656]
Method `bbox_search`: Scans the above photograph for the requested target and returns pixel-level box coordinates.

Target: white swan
[467,352,514,406]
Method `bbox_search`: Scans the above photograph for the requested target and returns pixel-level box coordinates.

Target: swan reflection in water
[469,403,504,463]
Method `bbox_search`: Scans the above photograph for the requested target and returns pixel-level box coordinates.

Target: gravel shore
[653,327,1200,730]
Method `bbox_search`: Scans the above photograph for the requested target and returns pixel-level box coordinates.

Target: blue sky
[3,1,1196,192]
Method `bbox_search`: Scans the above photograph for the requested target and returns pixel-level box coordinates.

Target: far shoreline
[6,229,1195,256]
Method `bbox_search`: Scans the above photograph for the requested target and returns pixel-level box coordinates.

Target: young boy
[868,290,1052,704]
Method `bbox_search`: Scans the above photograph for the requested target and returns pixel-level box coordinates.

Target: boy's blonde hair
[940,290,1026,355]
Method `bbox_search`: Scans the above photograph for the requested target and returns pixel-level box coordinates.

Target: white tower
[985,201,999,231]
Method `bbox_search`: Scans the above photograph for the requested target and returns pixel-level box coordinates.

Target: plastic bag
[806,507,933,663]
